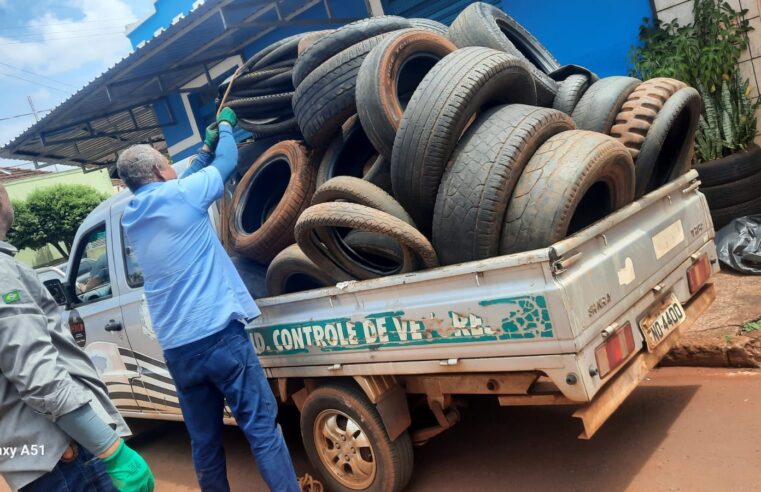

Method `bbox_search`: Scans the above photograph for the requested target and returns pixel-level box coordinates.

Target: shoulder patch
[2,290,21,304]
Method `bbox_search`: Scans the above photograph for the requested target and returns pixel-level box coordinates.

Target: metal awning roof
[0,0,361,172]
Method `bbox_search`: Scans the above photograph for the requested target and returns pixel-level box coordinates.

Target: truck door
[113,210,182,415]
[64,221,140,412]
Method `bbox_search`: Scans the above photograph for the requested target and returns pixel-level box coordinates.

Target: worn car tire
[610,77,687,159]
[251,33,304,71]
[500,130,636,253]
[702,166,761,209]
[298,30,334,56]
[315,115,383,187]
[236,134,301,178]
[356,29,456,158]
[571,76,641,133]
[309,177,416,279]
[293,16,411,88]
[409,18,448,35]
[265,244,337,296]
[300,383,414,492]
[229,140,316,263]
[710,194,761,229]
[633,87,701,197]
[296,202,439,281]
[293,35,386,148]
[448,2,559,105]
[552,74,590,115]
[391,47,536,233]
[344,231,405,268]
[433,105,575,265]
[694,144,761,186]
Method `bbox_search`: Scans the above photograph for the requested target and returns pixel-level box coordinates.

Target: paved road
[3,367,761,491]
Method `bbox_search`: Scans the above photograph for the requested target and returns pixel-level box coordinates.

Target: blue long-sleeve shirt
[122,124,259,349]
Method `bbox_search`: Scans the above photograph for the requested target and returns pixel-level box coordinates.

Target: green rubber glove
[102,439,155,492]
[204,124,219,148]
[216,106,237,127]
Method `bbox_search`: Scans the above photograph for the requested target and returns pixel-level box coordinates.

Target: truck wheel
[293,16,411,88]
[571,76,641,133]
[391,47,536,233]
[447,2,559,105]
[500,130,635,253]
[356,28,456,158]
[432,104,574,265]
[293,35,387,148]
[301,383,414,492]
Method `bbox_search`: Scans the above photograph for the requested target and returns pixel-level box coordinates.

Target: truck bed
[248,170,717,403]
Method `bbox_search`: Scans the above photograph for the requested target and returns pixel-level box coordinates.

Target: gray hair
[117,144,167,192]
[0,183,12,240]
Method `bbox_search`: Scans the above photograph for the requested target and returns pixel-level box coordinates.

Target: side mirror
[43,279,70,307]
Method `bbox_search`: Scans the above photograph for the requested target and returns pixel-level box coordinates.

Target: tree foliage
[629,0,758,162]
[7,184,108,258]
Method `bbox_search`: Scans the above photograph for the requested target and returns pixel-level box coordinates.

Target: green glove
[217,106,237,127]
[204,124,219,148]
[102,439,155,492]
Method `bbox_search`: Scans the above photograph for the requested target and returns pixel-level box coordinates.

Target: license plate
[639,293,686,351]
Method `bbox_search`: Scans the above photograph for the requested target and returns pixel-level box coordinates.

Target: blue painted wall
[128,0,197,48]
[498,0,652,77]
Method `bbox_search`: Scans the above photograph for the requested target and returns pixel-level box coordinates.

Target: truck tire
[295,202,438,281]
[293,16,411,88]
[265,244,336,296]
[242,33,303,72]
[298,30,334,56]
[552,74,590,115]
[633,87,701,197]
[610,77,687,159]
[571,76,641,133]
[448,2,559,105]
[356,29,456,158]
[230,140,316,263]
[301,383,414,492]
[316,115,384,188]
[309,179,417,279]
[228,67,291,90]
[702,166,761,209]
[293,35,387,148]
[693,144,761,186]
[433,105,575,265]
[409,18,448,35]
[500,130,635,254]
[251,32,304,71]
[225,92,294,115]
[391,47,536,233]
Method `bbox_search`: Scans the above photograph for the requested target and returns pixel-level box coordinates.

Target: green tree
[7,184,108,259]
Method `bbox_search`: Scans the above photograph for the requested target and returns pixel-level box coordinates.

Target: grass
[741,318,761,333]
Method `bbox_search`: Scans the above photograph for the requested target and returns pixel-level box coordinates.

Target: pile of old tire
[693,144,761,229]
[217,32,312,153]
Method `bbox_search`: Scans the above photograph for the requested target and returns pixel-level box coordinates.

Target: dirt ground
[664,270,761,367]
[5,367,760,491]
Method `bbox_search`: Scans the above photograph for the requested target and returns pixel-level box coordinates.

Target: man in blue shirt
[118,108,300,492]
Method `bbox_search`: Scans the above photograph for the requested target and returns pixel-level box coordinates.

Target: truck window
[73,224,111,303]
[122,226,144,288]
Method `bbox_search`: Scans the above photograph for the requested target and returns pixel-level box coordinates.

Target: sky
[0,0,156,171]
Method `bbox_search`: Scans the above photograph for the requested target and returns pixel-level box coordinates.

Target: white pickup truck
[43,164,717,492]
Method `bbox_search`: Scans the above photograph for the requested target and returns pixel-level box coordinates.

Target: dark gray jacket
[0,241,129,490]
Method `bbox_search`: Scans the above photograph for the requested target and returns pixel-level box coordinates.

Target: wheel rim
[313,409,376,489]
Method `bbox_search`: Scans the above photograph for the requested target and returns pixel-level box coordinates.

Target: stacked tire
[218,2,701,301]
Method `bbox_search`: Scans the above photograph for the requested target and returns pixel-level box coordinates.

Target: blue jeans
[21,444,116,492]
[164,320,299,492]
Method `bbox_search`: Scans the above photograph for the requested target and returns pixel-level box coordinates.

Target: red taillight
[687,254,710,294]
[68,310,86,347]
[595,322,636,379]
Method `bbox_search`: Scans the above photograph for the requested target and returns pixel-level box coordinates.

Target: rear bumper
[572,282,716,439]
